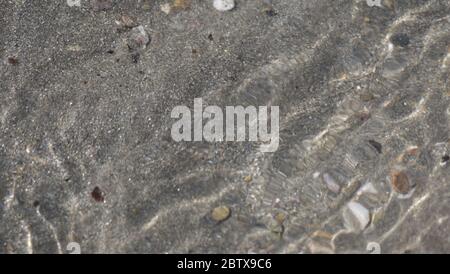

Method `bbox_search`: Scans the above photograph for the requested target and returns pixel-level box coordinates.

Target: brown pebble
[211,206,231,222]
[390,171,410,194]
[243,175,252,183]
[91,186,104,202]
[7,57,18,65]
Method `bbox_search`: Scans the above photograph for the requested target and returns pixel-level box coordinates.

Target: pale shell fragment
[343,202,370,232]
[323,173,341,194]
[213,0,235,12]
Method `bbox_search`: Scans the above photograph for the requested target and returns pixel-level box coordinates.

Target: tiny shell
[213,0,235,11]
[343,202,370,231]
[323,173,341,194]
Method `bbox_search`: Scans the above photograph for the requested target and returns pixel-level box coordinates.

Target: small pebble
[390,170,410,194]
[131,52,140,63]
[442,155,449,163]
[91,186,104,202]
[211,206,231,222]
[262,5,277,17]
[243,175,252,183]
[390,33,410,47]
[368,140,382,154]
[213,0,235,12]
[7,57,18,65]
[128,26,150,50]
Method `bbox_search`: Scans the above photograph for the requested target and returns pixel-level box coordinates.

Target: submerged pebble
[7,57,18,65]
[91,186,104,202]
[211,206,231,222]
[343,202,370,232]
[213,0,235,11]
[128,26,150,51]
[391,33,410,48]
[368,140,382,154]
[244,175,253,183]
[390,170,411,194]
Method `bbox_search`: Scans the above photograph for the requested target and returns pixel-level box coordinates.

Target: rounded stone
[390,171,410,194]
[211,206,231,222]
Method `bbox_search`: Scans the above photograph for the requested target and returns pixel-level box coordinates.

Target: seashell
[357,182,378,196]
[323,173,341,194]
[213,0,235,12]
[67,0,81,7]
[343,202,370,232]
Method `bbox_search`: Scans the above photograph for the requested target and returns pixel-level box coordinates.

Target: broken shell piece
[213,0,235,11]
[323,173,341,194]
[357,182,378,196]
[67,0,81,7]
[390,170,411,194]
[343,202,370,232]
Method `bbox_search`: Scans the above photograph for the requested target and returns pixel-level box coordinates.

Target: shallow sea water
[0,0,449,253]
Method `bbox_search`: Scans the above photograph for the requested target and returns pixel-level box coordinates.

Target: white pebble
[67,0,81,7]
[213,0,235,12]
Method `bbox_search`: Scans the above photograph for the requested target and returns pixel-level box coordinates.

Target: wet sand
[0,0,449,253]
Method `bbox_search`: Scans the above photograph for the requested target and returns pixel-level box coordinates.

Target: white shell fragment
[323,173,341,194]
[67,0,81,7]
[160,3,171,15]
[213,0,235,12]
[343,202,370,232]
